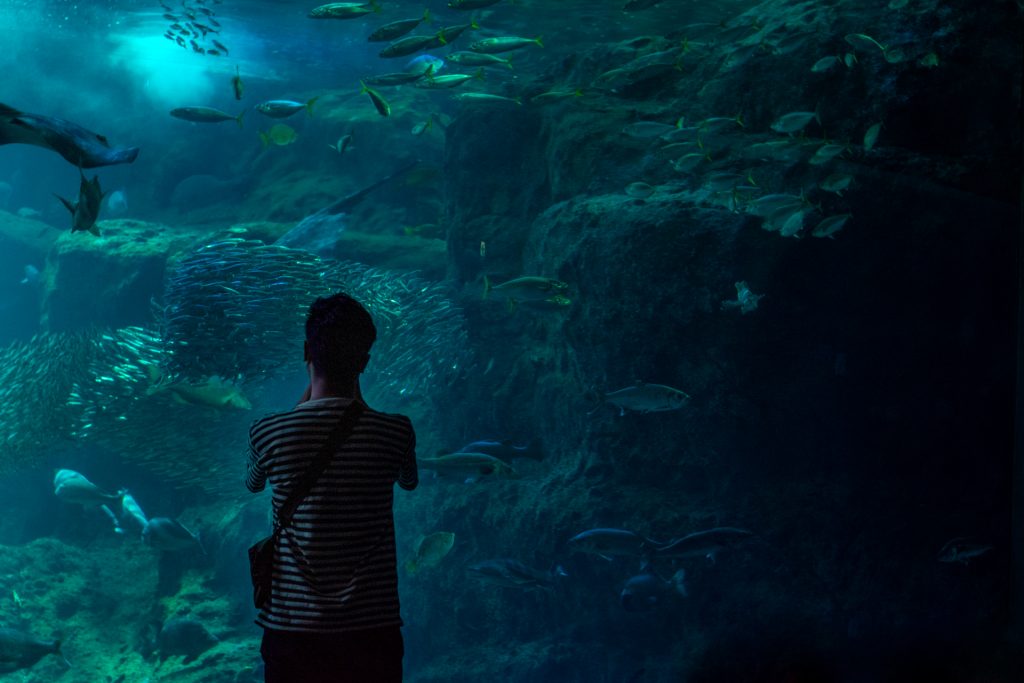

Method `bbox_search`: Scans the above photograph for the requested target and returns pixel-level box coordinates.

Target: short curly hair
[305,293,377,384]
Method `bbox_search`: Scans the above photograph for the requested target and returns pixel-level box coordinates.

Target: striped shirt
[246,397,417,633]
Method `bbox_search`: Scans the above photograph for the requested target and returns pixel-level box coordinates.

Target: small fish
[483,275,568,302]
[447,51,513,69]
[620,564,687,612]
[453,93,520,105]
[530,88,583,104]
[379,34,439,58]
[721,281,763,313]
[368,9,431,42]
[883,47,906,63]
[411,119,432,135]
[414,72,481,89]
[770,110,819,134]
[309,1,380,19]
[405,531,455,573]
[448,0,502,8]
[621,121,678,139]
[328,133,353,153]
[360,81,391,117]
[653,527,754,563]
[256,97,318,119]
[455,439,544,463]
[363,72,428,86]
[938,538,993,565]
[467,559,566,591]
[468,36,543,54]
[812,213,851,239]
[845,33,887,54]
[819,172,854,195]
[119,491,149,536]
[434,21,480,45]
[863,122,883,151]
[260,123,298,147]
[809,142,846,165]
[170,106,244,127]
[625,181,654,199]
[811,55,841,72]
[844,52,858,68]
[144,517,204,552]
[602,380,690,416]
[212,40,228,55]
[419,452,519,479]
[918,52,939,67]
[206,49,221,56]
[231,66,244,100]
[568,528,658,559]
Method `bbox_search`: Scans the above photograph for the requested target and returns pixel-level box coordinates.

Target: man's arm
[246,422,267,493]
[398,422,418,491]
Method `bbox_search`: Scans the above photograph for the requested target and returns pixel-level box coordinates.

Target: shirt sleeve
[246,421,267,493]
[397,420,418,491]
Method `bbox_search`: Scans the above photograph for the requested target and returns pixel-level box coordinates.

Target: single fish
[819,173,853,195]
[414,72,480,89]
[379,34,439,58]
[54,169,106,237]
[530,88,583,105]
[434,21,479,45]
[368,9,431,42]
[363,72,428,86]
[256,97,318,119]
[721,281,764,314]
[652,527,754,563]
[625,181,654,199]
[309,1,380,19]
[447,51,512,69]
[419,452,519,479]
[170,106,244,128]
[568,528,658,560]
[811,55,841,73]
[467,559,566,590]
[469,36,543,54]
[812,213,851,239]
[863,122,883,151]
[602,380,690,416]
[411,119,432,135]
[448,0,502,8]
[119,491,149,536]
[360,82,391,117]
[845,33,887,54]
[327,133,353,153]
[620,564,687,612]
[455,438,544,463]
[0,102,139,168]
[145,367,252,409]
[405,531,455,573]
[144,517,204,552]
[53,469,124,506]
[231,66,244,100]
[260,123,298,147]
[0,628,66,674]
[938,538,993,565]
[770,110,819,134]
[809,143,847,165]
[483,275,568,301]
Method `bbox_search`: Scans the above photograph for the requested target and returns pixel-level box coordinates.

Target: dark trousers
[261,626,404,683]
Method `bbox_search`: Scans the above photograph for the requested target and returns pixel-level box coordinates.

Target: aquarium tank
[0,0,1020,680]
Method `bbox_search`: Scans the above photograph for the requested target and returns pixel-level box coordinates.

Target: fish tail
[534,35,543,48]
[53,194,74,214]
[483,275,491,299]
[422,7,431,22]
[360,81,369,94]
[235,110,245,129]
[306,96,319,117]
[471,19,480,29]
[474,67,485,81]
[369,0,381,11]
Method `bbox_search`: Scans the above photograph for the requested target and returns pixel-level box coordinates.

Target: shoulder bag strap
[274,400,366,532]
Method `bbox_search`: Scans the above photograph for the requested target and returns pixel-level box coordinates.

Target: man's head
[304,293,377,386]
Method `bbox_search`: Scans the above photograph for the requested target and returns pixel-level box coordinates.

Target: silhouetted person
[247,293,418,682]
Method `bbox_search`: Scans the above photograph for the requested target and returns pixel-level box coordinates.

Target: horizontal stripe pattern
[246,397,417,633]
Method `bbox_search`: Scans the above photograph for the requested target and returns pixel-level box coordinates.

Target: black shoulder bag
[248,400,365,609]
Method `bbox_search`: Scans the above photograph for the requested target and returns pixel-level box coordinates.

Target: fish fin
[483,275,491,299]
[422,8,431,22]
[235,111,245,129]
[306,96,319,116]
[0,102,22,117]
[534,35,543,48]
[474,68,485,81]
[88,224,101,237]
[54,194,75,214]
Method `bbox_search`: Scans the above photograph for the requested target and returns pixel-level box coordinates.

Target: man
[247,293,418,682]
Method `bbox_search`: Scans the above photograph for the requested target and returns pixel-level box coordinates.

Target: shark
[55,170,106,236]
[0,102,139,168]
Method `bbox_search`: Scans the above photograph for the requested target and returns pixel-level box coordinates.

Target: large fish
[0,102,139,168]
[0,627,66,674]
